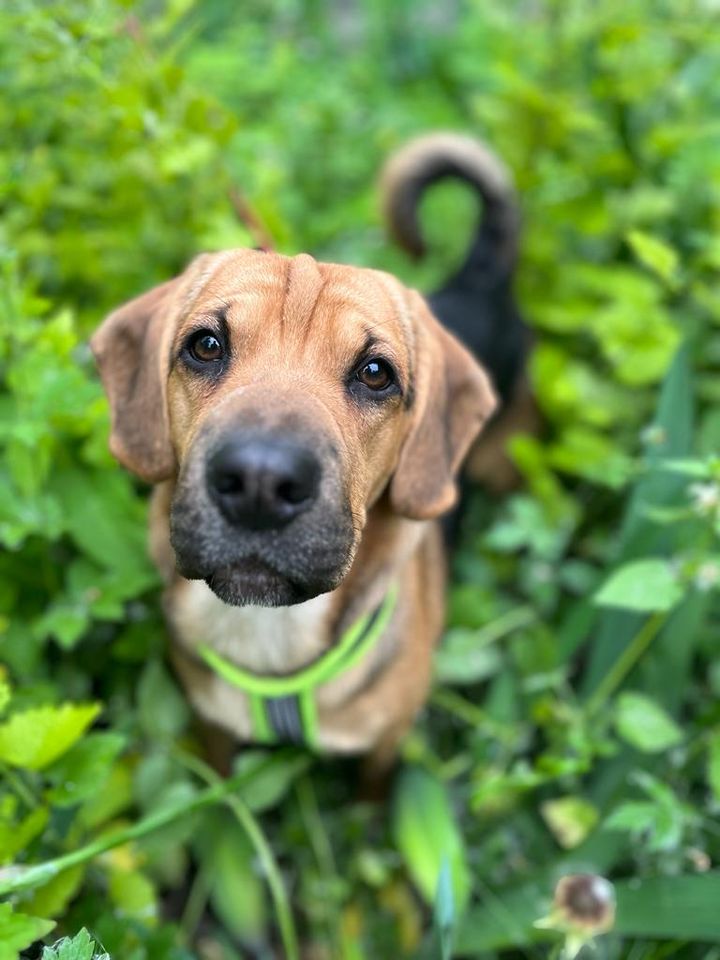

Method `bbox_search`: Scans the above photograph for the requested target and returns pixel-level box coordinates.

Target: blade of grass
[173,748,300,960]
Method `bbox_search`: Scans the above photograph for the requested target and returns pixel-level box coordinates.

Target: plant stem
[223,792,300,960]
[173,749,301,960]
[470,605,538,647]
[295,774,340,953]
[0,763,37,809]
[0,771,245,897]
[586,612,666,715]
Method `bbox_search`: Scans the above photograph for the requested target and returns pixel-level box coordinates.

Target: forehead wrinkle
[282,254,325,342]
[180,249,287,321]
[179,250,242,317]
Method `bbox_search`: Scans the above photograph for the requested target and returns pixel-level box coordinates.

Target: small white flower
[695,561,720,592]
[688,482,720,515]
[641,424,667,448]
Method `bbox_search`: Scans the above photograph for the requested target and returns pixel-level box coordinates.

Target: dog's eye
[188,330,224,363]
[356,359,394,392]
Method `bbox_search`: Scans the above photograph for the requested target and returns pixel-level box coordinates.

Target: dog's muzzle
[169,427,357,607]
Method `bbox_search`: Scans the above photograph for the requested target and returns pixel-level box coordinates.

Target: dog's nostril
[215,471,245,495]
[275,478,308,505]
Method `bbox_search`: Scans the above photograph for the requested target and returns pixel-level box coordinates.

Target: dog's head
[92,250,495,606]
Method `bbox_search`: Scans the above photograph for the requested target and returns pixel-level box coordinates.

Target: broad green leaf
[23,865,85,921]
[604,801,658,834]
[0,803,49,864]
[137,661,189,740]
[52,468,155,587]
[393,766,470,912]
[626,229,680,288]
[593,559,683,612]
[108,868,158,923]
[434,627,502,685]
[614,691,683,753]
[0,902,55,960]
[540,796,599,849]
[203,809,266,943]
[47,732,126,806]
[79,762,133,830]
[0,703,100,770]
[615,872,720,939]
[232,749,311,813]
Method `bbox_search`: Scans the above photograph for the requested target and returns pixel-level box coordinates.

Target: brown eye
[356,359,394,391]
[188,331,223,363]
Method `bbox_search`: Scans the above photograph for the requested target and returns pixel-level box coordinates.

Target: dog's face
[92,250,495,606]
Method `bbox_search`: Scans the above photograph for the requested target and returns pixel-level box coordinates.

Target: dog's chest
[169,579,333,673]
[166,578,390,753]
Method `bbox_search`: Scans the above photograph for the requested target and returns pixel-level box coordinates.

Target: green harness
[196,584,398,749]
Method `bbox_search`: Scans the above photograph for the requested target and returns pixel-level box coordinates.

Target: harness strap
[197,583,398,749]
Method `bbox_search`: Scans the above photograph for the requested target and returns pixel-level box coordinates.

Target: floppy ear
[90,279,180,483]
[390,293,496,520]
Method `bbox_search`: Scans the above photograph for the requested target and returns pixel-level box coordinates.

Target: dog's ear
[90,279,181,483]
[390,293,496,520]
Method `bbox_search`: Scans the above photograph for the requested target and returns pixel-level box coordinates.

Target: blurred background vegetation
[1,1,720,957]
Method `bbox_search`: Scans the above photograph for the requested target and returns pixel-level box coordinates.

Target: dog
[92,133,524,777]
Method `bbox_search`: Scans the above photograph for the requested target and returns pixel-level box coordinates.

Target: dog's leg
[197,719,237,778]
[357,727,406,802]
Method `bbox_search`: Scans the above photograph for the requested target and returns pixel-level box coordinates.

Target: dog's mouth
[203,557,323,607]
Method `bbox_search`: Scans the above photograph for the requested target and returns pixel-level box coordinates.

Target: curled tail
[380,131,520,278]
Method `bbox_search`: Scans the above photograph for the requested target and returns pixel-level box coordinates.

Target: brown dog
[92,245,495,772]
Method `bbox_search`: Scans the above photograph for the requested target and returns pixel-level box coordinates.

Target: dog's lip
[203,556,318,607]
[204,555,287,587]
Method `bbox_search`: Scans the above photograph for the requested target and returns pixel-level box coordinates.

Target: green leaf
[614,691,683,753]
[0,703,100,770]
[435,627,502,685]
[594,559,683,612]
[52,468,156,588]
[392,766,470,912]
[46,732,126,806]
[0,902,55,960]
[137,661,189,740]
[626,229,680,288]
[23,865,85,921]
[540,796,599,849]
[41,928,109,960]
[0,799,49,864]
[604,800,658,834]
[108,868,157,923]
[615,872,720,939]
[202,809,266,943]
[232,749,311,813]
[708,731,720,803]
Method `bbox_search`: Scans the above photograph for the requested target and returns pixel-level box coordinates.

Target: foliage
[1,0,720,958]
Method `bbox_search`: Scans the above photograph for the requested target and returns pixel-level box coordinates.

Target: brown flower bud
[553,873,616,934]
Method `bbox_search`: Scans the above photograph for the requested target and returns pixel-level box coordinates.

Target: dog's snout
[207,435,321,530]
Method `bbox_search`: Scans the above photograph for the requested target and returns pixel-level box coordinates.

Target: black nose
[207,435,321,530]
